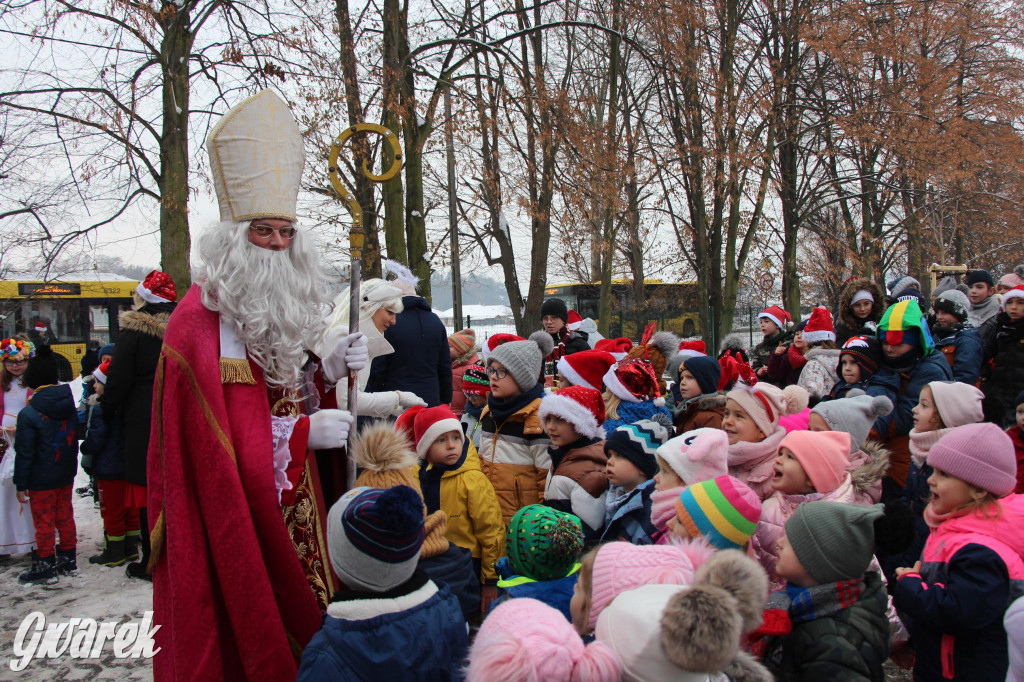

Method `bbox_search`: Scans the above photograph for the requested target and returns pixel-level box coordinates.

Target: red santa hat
[677,340,707,360]
[603,358,664,405]
[412,405,463,460]
[34,321,47,332]
[556,350,616,391]
[801,307,836,344]
[757,305,791,331]
[566,310,584,331]
[480,332,525,361]
[1003,284,1024,306]
[538,385,606,440]
[594,337,634,361]
[395,405,426,448]
[93,359,111,385]
[136,270,177,304]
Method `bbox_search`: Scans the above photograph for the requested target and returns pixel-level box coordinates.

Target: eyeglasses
[3,358,27,365]
[249,223,297,240]
[486,366,508,380]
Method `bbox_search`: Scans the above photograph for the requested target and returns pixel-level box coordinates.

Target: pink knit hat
[655,428,729,486]
[927,381,984,428]
[927,423,1017,497]
[726,383,809,437]
[467,598,621,682]
[587,543,697,632]
[779,430,852,494]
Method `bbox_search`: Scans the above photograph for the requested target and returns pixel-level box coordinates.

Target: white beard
[195,221,333,392]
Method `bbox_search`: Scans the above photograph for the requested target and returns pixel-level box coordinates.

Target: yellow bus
[0,277,138,374]
[544,279,701,339]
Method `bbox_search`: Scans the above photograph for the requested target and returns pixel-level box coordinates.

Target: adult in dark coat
[100,271,177,579]
[366,295,452,407]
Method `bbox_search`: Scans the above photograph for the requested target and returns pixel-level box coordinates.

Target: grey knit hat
[488,331,554,391]
[934,290,970,322]
[811,394,893,454]
[932,276,958,298]
[786,502,883,583]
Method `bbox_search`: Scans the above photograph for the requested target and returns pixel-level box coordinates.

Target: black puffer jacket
[366,296,452,407]
[981,312,1024,426]
[835,278,886,346]
[100,302,174,487]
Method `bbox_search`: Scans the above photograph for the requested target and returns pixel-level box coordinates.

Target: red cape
[148,285,321,680]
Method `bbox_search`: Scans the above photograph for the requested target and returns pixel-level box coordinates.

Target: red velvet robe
[148,286,327,680]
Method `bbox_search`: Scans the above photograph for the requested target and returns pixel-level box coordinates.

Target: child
[467,598,621,682]
[596,551,771,681]
[601,358,672,435]
[1010,391,1024,494]
[1,337,36,559]
[650,428,729,543]
[796,307,842,401]
[835,278,885,346]
[931,289,983,385]
[894,423,1024,681]
[762,501,907,680]
[981,285,1024,426]
[752,430,887,590]
[967,268,1001,329]
[999,265,1024,294]
[767,318,809,387]
[459,362,489,450]
[620,327,679,398]
[490,505,585,620]
[810,393,893,503]
[447,328,479,417]
[81,360,140,567]
[297,486,468,681]
[555,349,616,391]
[752,305,792,380]
[669,355,727,435]
[830,335,882,398]
[666,475,761,553]
[570,539,713,636]
[414,405,505,614]
[13,345,80,584]
[477,332,554,523]
[723,382,809,501]
[538,386,609,541]
[600,417,672,544]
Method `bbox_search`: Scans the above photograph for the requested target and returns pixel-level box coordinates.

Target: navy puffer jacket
[14,384,80,491]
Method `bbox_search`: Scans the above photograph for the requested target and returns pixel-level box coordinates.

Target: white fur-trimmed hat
[538,386,606,440]
[412,405,463,459]
[556,350,616,391]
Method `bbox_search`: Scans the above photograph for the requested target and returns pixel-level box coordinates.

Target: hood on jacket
[838,278,885,331]
[849,439,891,497]
[402,295,432,313]
[879,299,934,356]
[120,305,174,339]
[27,383,77,419]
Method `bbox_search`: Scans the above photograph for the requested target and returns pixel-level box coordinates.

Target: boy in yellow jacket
[414,405,505,614]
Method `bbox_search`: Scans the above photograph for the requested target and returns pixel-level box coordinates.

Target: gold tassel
[147,507,166,573]
[220,357,256,385]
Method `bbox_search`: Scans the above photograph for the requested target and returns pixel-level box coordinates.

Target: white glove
[321,330,369,383]
[307,409,355,450]
[397,391,427,409]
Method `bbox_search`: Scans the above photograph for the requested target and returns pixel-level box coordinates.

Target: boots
[89,538,127,567]
[124,530,141,562]
[125,560,151,582]
[56,547,78,576]
[18,551,58,585]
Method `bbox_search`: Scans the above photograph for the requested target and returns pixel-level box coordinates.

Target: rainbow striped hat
[878,299,933,355]
[675,476,761,550]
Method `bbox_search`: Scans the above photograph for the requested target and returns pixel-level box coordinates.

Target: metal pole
[444,86,463,331]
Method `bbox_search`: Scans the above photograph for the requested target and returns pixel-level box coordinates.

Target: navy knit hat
[327,485,425,592]
[681,356,721,396]
[604,417,673,479]
[1016,391,1024,408]
[965,269,994,287]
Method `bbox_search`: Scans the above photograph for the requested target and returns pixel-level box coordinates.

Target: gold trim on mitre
[206,89,304,223]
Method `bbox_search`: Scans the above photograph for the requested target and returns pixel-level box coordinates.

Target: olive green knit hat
[506,505,584,582]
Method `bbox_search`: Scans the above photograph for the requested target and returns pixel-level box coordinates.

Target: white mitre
[206,89,304,223]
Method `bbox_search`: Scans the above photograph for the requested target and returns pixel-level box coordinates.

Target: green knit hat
[878,299,934,356]
[506,505,584,582]
[785,502,883,584]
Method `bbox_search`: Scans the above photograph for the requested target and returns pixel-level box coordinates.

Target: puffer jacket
[834,278,886,346]
[13,383,79,491]
[981,313,1024,427]
[476,399,551,524]
[544,438,609,542]
[727,428,788,501]
[933,323,983,386]
[420,439,505,582]
[895,494,1024,682]
[798,348,841,400]
[673,392,727,435]
[80,398,125,480]
[753,443,890,591]
[764,571,891,682]
[489,556,578,621]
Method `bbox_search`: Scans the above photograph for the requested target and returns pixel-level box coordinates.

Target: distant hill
[429,271,509,309]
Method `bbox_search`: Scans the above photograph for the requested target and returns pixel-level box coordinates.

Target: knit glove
[397,391,427,409]
[307,409,355,449]
[320,330,369,384]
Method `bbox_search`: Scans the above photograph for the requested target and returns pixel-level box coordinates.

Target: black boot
[56,547,78,576]
[19,551,58,585]
[125,560,151,581]
[89,538,127,567]
[124,530,141,562]
[126,507,152,581]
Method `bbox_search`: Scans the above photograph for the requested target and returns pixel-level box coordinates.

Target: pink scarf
[923,501,953,529]
[909,427,951,467]
[650,486,685,531]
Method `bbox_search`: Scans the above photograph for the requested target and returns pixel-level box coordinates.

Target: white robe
[1,382,36,555]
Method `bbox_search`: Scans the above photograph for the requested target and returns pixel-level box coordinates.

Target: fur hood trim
[696,392,728,410]
[118,309,171,339]
[353,421,418,472]
[849,439,891,495]
[838,278,885,330]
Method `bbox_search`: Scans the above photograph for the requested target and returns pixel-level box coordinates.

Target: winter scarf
[728,428,787,500]
[969,294,1001,328]
[923,501,953,529]
[463,399,483,421]
[767,578,864,624]
[650,486,684,532]
[909,427,951,467]
[486,382,544,425]
[931,321,964,340]
[670,388,718,417]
